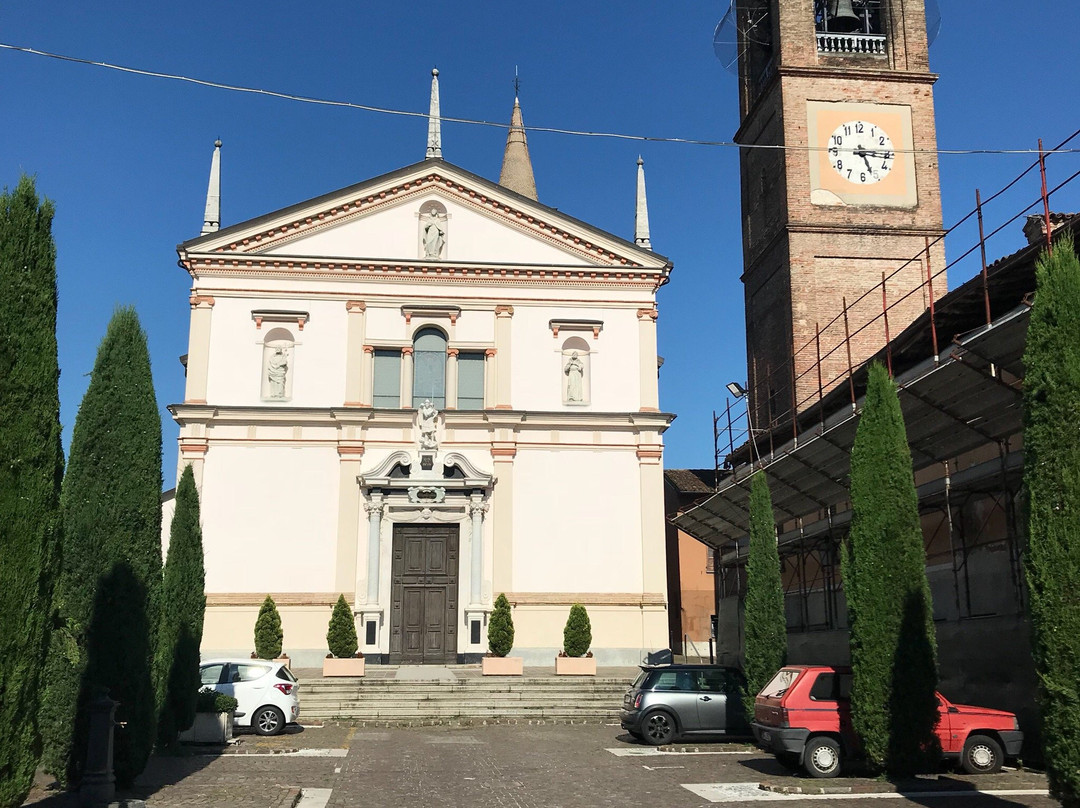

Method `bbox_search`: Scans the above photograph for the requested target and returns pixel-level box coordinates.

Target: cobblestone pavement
[25,722,1057,808]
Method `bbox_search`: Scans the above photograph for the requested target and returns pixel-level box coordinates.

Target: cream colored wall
[199,445,340,593]
[262,193,595,267]
[511,448,643,593]
[205,297,347,407]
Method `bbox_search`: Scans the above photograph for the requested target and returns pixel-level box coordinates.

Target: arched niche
[261,327,295,401]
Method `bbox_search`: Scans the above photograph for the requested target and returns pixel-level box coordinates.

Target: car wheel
[803,736,842,778]
[642,710,677,745]
[253,705,285,736]
[961,735,1003,774]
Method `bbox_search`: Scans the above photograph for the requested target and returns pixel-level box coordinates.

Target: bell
[826,0,863,32]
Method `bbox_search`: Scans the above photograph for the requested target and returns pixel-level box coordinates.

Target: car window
[235,664,271,682]
[809,672,852,702]
[650,671,694,691]
[759,668,799,698]
[632,671,650,689]
[698,669,738,694]
[276,666,297,683]
[200,664,226,686]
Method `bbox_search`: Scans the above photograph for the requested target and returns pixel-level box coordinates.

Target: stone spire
[201,139,222,235]
[634,156,651,251]
[426,68,442,160]
[498,91,538,201]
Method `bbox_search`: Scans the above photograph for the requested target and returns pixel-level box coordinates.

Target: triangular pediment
[179,160,668,272]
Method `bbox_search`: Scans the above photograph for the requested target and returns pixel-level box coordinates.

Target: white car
[199,658,300,735]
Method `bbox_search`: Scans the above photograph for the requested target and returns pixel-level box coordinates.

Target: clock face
[827,120,895,185]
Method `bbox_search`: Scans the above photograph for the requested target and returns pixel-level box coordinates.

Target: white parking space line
[606,747,754,757]
[199,748,348,758]
[295,787,333,808]
[683,784,1050,803]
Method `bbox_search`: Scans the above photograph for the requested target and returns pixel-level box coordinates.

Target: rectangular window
[457,352,485,410]
[373,349,401,408]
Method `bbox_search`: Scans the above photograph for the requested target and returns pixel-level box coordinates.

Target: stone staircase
[296,674,631,723]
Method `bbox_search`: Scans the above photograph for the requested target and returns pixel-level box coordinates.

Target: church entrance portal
[389,524,459,664]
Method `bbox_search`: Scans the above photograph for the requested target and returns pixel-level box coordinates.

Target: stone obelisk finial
[201,139,222,235]
[426,68,442,160]
[634,156,652,251]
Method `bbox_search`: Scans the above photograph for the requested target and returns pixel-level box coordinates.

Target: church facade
[170,72,674,666]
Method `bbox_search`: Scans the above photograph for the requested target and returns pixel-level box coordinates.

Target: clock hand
[854,144,873,172]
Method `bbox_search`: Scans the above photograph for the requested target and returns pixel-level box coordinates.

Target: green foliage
[326,594,358,659]
[1023,237,1080,808]
[0,176,63,808]
[254,596,284,660]
[843,362,939,775]
[563,604,592,658]
[487,593,515,657]
[195,690,238,714]
[742,471,786,722]
[156,465,206,747]
[47,306,163,788]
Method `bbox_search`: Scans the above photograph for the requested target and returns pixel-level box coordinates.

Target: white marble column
[483,348,497,409]
[446,348,459,409]
[401,347,414,408]
[364,498,385,604]
[469,498,489,605]
[344,301,367,405]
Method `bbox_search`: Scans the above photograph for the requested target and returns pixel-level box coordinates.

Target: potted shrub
[556,603,596,675]
[323,594,365,677]
[254,595,289,666]
[178,689,238,744]
[482,594,523,675]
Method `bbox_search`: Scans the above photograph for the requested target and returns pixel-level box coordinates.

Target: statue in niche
[564,351,585,403]
[417,399,439,450]
[422,209,445,259]
[266,346,289,399]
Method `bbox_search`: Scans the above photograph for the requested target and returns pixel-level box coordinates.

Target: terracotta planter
[555,655,596,676]
[322,656,366,677]
[274,655,291,668]
[178,711,234,744]
[482,656,523,676]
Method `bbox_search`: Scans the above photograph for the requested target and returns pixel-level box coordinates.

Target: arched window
[413,327,447,408]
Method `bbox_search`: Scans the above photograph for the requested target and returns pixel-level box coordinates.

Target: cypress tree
[0,176,63,808]
[254,596,283,659]
[563,604,592,657]
[843,361,938,774]
[742,471,786,722]
[487,593,515,657]
[51,307,162,787]
[326,594,358,659]
[156,465,206,746]
[1023,237,1080,808]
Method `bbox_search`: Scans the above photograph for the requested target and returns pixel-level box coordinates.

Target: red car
[752,665,1023,778]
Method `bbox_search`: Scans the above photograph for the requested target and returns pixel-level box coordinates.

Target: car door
[230,662,272,721]
[695,669,737,733]
[651,670,701,731]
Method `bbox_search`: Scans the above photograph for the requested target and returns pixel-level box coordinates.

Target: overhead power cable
[3,41,1080,157]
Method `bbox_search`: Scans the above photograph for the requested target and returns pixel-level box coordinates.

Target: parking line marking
[643,765,686,770]
[606,747,754,757]
[201,748,349,758]
[682,784,1051,803]
[295,787,333,808]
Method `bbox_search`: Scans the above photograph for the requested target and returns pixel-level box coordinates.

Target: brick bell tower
[734,0,945,428]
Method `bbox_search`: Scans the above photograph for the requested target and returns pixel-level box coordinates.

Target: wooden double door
[389,524,459,664]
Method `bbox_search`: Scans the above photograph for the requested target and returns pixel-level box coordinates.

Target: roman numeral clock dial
[828,120,895,185]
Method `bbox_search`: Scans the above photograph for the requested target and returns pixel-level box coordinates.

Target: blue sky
[2,1,1078,482]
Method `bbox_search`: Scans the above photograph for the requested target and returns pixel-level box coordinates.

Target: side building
[170,75,674,666]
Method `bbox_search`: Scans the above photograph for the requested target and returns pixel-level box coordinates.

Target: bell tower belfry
[735,0,945,426]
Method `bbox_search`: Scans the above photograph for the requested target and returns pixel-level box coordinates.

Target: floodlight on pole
[727,380,759,468]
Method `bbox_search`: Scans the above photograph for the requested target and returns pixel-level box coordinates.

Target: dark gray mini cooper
[620,664,749,745]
